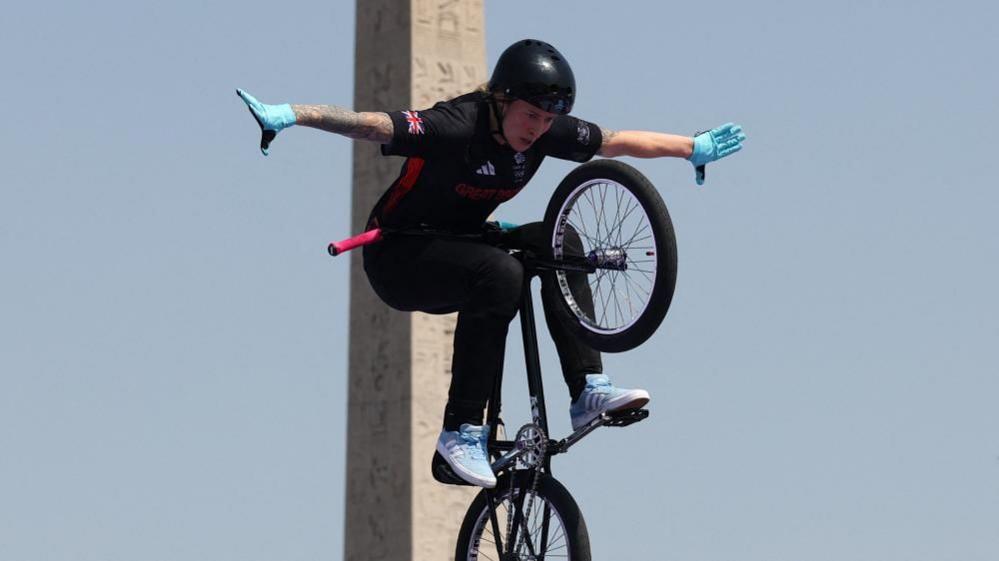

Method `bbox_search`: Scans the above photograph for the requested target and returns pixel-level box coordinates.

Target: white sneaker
[435,424,496,488]
[569,374,650,430]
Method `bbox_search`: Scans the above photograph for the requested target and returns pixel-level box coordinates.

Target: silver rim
[552,178,658,335]
[465,488,572,560]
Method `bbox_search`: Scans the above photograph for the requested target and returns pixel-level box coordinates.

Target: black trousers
[362,222,602,426]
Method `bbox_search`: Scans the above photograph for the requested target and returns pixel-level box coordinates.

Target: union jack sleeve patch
[402,110,425,135]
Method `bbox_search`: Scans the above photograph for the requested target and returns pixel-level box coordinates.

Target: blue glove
[236,88,296,156]
[689,122,746,185]
[490,220,519,231]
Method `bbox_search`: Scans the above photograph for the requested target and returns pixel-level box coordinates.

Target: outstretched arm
[236,89,395,155]
[598,124,746,185]
[291,105,394,143]
[597,129,694,159]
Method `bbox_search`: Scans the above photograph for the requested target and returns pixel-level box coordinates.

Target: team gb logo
[402,111,425,135]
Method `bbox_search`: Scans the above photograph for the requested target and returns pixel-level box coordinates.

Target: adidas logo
[474,161,496,176]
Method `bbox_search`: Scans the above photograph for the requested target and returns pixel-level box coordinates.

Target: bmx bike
[329,159,678,560]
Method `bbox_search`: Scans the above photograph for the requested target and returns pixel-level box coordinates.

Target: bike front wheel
[543,159,678,353]
[454,473,590,561]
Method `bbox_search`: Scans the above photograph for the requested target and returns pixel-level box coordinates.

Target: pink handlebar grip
[328,228,384,257]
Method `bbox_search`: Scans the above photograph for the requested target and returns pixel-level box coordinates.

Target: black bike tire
[454,473,591,561]
[543,159,678,353]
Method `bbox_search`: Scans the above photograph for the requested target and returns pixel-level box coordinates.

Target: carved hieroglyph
[346,1,486,560]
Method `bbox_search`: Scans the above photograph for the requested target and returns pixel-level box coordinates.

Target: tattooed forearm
[597,129,696,159]
[291,105,394,143]
[597,127,620,156]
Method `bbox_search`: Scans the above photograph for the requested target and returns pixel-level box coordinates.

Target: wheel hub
[586,247,628,270]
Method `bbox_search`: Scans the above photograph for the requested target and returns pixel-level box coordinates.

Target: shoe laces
[458,427,488,461]
[585,375,614,395]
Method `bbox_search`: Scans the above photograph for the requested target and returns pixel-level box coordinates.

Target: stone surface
[345,1,485,560]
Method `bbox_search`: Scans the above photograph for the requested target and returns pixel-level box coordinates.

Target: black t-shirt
[367,91,602,232]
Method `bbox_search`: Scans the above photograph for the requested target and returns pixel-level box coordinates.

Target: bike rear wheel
[455,473,590,561]
[543,159,678,353]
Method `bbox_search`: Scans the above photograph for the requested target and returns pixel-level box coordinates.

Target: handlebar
[326,224,603,275]
[327,221,519,258]
[327,228,384,256]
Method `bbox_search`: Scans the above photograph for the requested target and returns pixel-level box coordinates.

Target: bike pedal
[602,408,649,427]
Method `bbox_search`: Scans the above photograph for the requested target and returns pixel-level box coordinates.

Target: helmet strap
[488,97,511,146]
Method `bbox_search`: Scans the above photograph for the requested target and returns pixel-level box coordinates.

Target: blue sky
[2,1,997,560]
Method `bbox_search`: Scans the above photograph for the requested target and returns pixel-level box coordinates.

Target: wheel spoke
[591,268,610,321]
[583,188,602,247]
[598,272,615,326]
[609,194,639,246]
[623,222,652,249]
[609,195,641,244]
[622,269,637,319]
[610,270,625,326]
[612,184,625,249]
[628,266,658,277]
[625,233,654,248]
[598,182,611,246]
[566,218,603,251]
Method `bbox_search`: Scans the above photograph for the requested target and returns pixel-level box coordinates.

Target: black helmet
[488,39,575,115]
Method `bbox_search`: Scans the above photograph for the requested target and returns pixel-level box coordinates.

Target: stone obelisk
[345,1,485,560]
